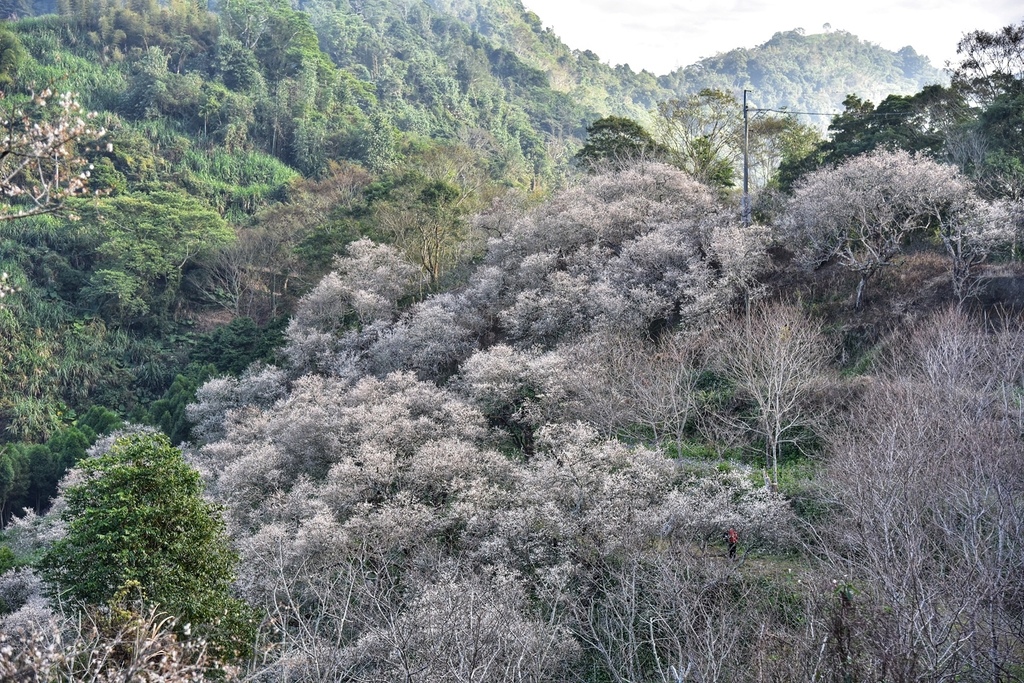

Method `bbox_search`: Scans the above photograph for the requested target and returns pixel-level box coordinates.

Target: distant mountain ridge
[426,0,946,122]
[660,29,947,119]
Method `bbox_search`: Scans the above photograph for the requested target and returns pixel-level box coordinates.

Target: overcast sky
[518,0,1023,75]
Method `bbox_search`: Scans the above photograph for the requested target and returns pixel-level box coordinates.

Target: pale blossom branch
[0,89,108,222]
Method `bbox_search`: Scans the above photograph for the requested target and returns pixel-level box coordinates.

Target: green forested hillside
[425,0,671,121]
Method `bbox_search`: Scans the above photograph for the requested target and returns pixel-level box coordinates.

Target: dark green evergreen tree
[40,432,254,659]
[574,115,664,170]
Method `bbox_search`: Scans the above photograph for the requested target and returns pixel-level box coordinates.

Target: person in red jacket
[725,527,739,560]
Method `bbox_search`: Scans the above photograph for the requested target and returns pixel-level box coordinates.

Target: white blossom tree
[454,344,574,453]
[781,149,977,308]
[934,198,1014,302]
[1,90,107,221]
[487,163,764,345]
[291,238,422,332]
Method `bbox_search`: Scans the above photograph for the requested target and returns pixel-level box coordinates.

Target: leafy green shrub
[147,363,216,444]
[39,432,256,660]
[191,316,285,375]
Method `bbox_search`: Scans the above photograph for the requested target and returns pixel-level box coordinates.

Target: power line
[752,107,931,118]
[753,108,838,116]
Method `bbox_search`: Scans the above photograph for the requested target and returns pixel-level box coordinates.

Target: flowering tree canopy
[0,89,107,222]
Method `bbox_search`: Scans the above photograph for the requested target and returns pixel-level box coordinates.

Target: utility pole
[742,89,751,227]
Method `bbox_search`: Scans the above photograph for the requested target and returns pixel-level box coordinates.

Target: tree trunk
[855,275,868,310]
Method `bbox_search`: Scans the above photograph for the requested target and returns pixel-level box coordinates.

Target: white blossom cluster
[276,163,765,384]
[781,149,1015,303]
[168,164,803,678]
[486,163,765,344]
[186,358,796,679]
[1,90,107,221]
